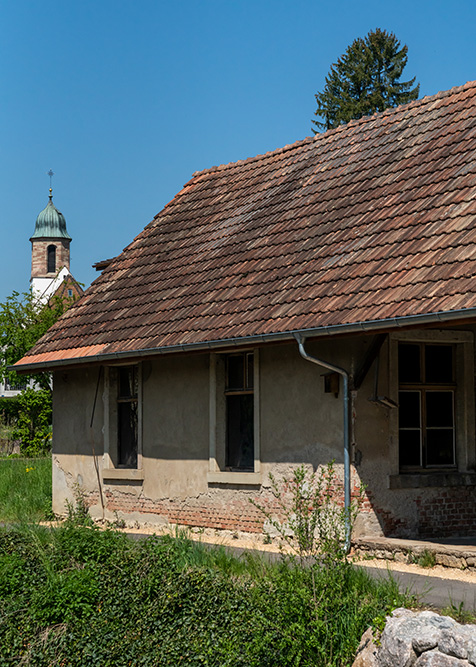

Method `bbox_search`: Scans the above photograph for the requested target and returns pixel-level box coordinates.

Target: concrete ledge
[102,468,145,482]
[353,535,476,570]
[207,471,262,485]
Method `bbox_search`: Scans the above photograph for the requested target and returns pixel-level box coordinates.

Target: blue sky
[1,0,475,302]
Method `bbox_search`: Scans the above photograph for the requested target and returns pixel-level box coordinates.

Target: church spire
[30,173,71,241]
[30,172,73,300]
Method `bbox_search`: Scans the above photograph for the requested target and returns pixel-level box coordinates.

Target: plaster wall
[52,367,104,515]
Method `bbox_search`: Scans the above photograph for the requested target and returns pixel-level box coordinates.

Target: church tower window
[47,245,56,273]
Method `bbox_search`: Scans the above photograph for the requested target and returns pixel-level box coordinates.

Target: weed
[107,511,126,529]
[251,461,364,563]
[442,600,476,624]
[263,532,272,544]
[417,549,436,569]
[64,484,92,527]
[42,497,56,521]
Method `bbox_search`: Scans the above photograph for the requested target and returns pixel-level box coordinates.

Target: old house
[14,81,476,539]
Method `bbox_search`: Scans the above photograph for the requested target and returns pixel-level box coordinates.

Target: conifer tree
[313,29,419,132]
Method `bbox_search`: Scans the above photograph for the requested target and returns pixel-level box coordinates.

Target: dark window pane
[47,245,56,273]
[118,401,138,467]
[426,430,455,466]
[398,344,421,383]
[399,391,421,428]
[226,355,244,391]
[226,394,254,470]
[399,430,421,467]
[119,367,138,399]
[426,391,454,428]
[246,353,254,390]
[425,345,453,383]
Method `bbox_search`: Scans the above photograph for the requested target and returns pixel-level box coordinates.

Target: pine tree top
[313,28,420,133]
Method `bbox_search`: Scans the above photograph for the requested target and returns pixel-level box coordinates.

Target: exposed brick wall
[31,239,70,278]
[83,475,476,539]
[88,472,370,534]
[416,488,476,538]
[94,490,265,533]
[356,485,410,537]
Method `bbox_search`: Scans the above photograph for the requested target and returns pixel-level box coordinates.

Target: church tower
[30,186,72,302]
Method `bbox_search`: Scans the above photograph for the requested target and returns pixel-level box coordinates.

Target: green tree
[313,28,420,132]
[0,291,72,392]
[0,291,76,454]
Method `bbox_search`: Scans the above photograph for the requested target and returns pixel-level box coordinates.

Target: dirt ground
[111,522,476,584]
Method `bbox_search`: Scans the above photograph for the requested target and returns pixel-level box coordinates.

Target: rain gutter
[12,307,476,373]
[294,333,352,554]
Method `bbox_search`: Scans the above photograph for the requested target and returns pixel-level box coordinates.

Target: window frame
[398,342,456,470]
[47,244,56,273]
[102,364,144,481]
[388,330,474,479]
[208,349,261,484]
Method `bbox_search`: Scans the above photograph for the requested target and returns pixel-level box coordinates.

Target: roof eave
[12,307,476,374]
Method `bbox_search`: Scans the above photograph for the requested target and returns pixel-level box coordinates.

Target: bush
[0,395,22,424]
[12,388,52,456]
[251,462,364,563]
[0,526,410,666]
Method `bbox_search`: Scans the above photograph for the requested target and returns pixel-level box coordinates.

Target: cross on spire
[47,169,54,198]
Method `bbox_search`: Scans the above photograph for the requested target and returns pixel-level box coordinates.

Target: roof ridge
[191,135,314,178]
[191,80,476,179]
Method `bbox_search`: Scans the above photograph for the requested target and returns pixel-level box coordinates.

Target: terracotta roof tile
[15,81,476,369]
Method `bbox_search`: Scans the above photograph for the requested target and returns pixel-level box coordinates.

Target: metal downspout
[294,334,352,554]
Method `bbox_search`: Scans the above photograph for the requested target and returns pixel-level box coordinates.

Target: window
[117,366,139,468]
[207,350,261,483]
[47,245,56,273]
[225,352,254,471]
[103,364,142,477]
[67,289,73,297]
[398,342,456,469]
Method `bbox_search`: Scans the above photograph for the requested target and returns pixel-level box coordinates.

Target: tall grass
[0,456,51,522]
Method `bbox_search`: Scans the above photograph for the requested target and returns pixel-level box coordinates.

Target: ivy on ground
[0,526,409,666]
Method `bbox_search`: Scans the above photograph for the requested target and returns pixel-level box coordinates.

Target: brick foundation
[416,488,476,538]
[87,490,265,533]
[82,476,476,540]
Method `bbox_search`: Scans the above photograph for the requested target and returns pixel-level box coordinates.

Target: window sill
[389,472,476,490]
[102,468,144,482]
[207,471,262,485]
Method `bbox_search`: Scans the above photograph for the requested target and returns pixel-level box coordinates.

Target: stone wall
[31,238,70,277]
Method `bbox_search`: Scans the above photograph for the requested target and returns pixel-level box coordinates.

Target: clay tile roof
[15,81,476,370]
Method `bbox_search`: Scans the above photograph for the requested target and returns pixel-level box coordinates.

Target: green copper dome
[30,190,72,241]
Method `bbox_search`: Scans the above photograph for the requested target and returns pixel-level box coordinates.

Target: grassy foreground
[0,524,409,666]
[0,456,51,522]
